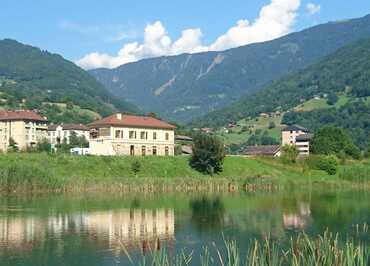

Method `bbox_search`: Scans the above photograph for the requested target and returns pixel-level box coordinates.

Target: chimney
[116,113,122,120]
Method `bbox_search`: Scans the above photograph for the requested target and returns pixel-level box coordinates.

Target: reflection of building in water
[0,209,174,254]
[0,217,46,252]
[84,209,175,253]
[283,202,311,230]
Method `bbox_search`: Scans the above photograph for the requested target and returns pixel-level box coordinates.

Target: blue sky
[1,0,370,69]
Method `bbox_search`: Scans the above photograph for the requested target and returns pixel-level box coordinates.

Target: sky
[1,0,370,69]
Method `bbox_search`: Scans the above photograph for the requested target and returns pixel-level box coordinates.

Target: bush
[280,145,299,164]
[131,160,141,176]
[268,121,276,129]
[306,155,338,175]
[190,133,225,175]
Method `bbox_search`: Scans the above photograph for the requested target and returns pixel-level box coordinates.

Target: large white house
[88,113,176,156]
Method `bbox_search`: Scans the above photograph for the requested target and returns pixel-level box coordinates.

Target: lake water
[0,189,369,265]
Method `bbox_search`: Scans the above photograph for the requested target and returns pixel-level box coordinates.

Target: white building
[48,124,89,148]
[88,113,176,156]
[281,125,312,155]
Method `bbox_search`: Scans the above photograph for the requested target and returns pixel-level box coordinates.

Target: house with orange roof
[0,110,48,152]
[88,113,176,156]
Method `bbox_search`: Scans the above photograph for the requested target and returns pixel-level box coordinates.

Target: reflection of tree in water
[190,197,225,233]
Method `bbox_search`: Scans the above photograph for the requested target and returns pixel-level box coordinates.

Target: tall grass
[339,164,370,183]
[132,230,369,266]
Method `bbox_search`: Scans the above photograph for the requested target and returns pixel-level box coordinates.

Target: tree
[327,93,338,105]
[268,121,276,129]
[69,131,89,148]
[190,133,225,175]
[280,145,299,164]
[311,127,360,159]
[8,137,18,152]
[36,139,51,152]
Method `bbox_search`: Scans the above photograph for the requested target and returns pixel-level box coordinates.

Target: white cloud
[306,3,321,15]
[76,0,301,70]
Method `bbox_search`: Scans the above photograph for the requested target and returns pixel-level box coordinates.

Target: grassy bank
[0,153,368,192]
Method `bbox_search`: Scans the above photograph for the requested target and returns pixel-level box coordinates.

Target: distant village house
[0,110,48,152]
[282,125,312,155]
[88,113,176,156]
[48,124,90,147]
[242,145,281,157]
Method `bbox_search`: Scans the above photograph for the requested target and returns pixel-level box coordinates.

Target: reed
[133,230,369,266]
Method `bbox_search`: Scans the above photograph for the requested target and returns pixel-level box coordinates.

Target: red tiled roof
[88,114,176,130]
[0,110,47,122]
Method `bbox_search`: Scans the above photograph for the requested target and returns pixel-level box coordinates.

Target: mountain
[90,14,370,123]
[0,39,138,123]
[194,37,370,147]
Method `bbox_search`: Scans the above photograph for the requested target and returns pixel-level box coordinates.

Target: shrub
[190,133,225,175]
[280,145,299,164]
[306,155,338,175]
[131,160,141,176]
[268,121,276,129]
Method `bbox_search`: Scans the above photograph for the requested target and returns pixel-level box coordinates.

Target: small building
[282,125,312,155]
[175,135,193,155]
[242,145,281,157]
[88,113,176,156]
[70,147,90,156]
[48,124,90,147]
[0,110,48,152]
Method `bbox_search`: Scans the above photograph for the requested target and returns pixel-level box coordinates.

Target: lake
[0,189,369,265]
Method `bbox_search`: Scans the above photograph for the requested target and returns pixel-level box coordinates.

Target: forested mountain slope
[0,39,138,123]
[194,38,370,148]
[91,14,370,122]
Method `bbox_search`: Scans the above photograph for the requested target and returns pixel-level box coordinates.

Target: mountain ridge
[90,14,370,122]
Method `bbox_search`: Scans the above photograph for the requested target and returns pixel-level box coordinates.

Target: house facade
[282,125,312,155]
[88,113,176,156]
[0,110,48,152]
[48,124,90,147]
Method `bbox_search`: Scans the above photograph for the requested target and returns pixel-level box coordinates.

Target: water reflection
[0,208,175,255]
[190,197,225,233]
[0,191,369,266]
[283,202,311,230]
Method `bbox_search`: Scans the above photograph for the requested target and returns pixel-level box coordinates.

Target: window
[129,131,136,139]
[165,133,169,141]
[115,130,123,139]
[130,145,135,156]
[165,146,169,156]
[140,131,147,140]
[142,146,146,156]
[152,146,157,156]
[153,132,157,140]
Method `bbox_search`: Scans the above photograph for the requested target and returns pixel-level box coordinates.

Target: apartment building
[48,124,90,147]
[88,113,176,156]
[0,110,48,152]
[282,125,312,155]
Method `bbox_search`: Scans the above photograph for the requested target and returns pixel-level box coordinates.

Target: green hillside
[0,39,138,123]
[195,38,370,148]
[91,14,370,122]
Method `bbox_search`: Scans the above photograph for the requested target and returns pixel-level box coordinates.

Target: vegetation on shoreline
[0,153,368,192]
[131,229,370,266]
